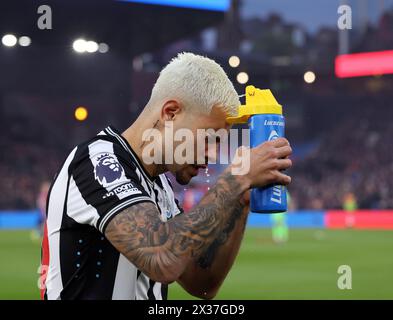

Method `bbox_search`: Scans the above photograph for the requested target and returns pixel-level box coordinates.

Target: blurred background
[0,0,392,299]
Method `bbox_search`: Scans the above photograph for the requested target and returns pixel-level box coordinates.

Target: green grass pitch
[0,228,392,299]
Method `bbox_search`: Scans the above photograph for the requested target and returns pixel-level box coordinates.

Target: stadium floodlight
[228,55,240,68]
[236,72,249,84]
[2,34,17,47]
[18,36,31,47]
[304,71,316,84]
[98,43,109,53]
[73,39,87,53]
[86,41,98,53]
[74,106,88,121]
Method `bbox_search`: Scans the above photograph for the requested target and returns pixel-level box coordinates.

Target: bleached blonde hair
[148,52,240,117]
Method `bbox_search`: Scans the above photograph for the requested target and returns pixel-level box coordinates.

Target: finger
[270,137,290,148]
[276,158,292,170]
[275,145,292,159]
[273,171,292,185]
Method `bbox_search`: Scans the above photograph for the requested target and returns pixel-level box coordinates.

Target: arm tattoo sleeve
[105,170,248,283]
[197,199,245,269]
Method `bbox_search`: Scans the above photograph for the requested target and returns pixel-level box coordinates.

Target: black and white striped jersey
[41,125,183,300]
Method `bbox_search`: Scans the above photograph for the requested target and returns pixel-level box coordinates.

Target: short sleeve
[67,138,155,233]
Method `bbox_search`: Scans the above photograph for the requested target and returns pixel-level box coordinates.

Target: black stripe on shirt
[147,279,156,300]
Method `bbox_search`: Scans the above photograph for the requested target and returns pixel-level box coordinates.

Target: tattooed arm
[176,192,250,299]
[105,168,250,284]
[105,138,292,289]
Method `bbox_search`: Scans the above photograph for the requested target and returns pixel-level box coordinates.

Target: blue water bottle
[227,85,287,213]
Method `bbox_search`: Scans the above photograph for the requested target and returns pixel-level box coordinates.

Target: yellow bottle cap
[227,85,282,124]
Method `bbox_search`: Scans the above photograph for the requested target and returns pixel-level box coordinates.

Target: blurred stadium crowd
[290,102,393,210]
[0,116,61,209]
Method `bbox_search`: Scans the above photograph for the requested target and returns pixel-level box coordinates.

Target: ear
[161,100,182,121]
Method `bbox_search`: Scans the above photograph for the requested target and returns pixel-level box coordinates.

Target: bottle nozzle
[227,85,282,124]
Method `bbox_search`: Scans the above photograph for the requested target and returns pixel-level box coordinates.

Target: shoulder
[70,134,136,173]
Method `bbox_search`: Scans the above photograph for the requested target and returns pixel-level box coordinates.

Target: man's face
[166,104,230,185]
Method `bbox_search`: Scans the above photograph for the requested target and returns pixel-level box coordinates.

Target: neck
[121,114,166,178]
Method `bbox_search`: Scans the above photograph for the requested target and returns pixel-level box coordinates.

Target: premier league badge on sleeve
[94,153,124,186]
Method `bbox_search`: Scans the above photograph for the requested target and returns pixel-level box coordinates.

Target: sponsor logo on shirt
[102,182,142,199]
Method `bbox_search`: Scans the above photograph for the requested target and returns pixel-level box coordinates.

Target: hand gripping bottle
[227,85,287,213]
